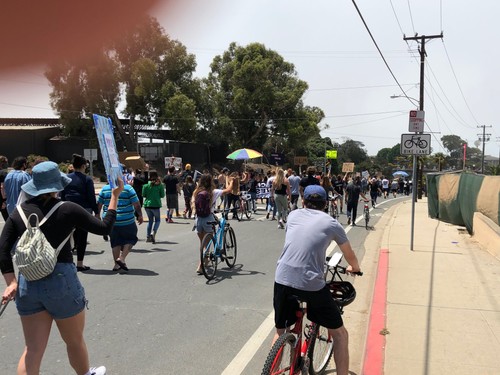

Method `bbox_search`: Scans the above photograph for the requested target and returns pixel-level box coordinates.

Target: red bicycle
[261,253,362,375]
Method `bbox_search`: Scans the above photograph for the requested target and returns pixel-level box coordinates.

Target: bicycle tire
[200,233,217,280]
[236,200,244,221]
[261,332,297,375]
[365,210,370,229]
[308,324,334,375]
[245,201,253,219]
[419,139,428,148]
[224,226,237,268]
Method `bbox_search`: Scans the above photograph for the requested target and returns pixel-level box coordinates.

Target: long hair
[273,168,285,187]
[192,174,214,208]
[321,176,332,190]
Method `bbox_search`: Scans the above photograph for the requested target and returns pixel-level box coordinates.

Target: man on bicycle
[272,185,361,375]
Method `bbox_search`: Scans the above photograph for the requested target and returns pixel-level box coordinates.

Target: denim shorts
[195,214,214,234]
[16,263,87,319]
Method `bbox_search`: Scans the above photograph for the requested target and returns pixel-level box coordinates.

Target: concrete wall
[473,212,500,260]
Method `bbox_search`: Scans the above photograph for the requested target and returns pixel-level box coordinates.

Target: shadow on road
[204,264,266,285]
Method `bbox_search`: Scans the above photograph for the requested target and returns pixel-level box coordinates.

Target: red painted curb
[362,248,389,375]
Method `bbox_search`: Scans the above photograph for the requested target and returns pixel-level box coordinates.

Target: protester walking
[271,168,290,229]
[0,161,123,375]
[182,175,195,218]
[97,181,143,272]
[4,156,31,215]
[163,166,180,223]
[142,171,164,244]
[61,154,99,272]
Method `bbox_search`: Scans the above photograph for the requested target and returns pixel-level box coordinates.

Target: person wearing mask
[1,161,123,375]
[61,154,99,272]
[142,170,164,244]
[4,156,31,215]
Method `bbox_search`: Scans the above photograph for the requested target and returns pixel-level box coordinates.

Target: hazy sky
[1,0,499,157]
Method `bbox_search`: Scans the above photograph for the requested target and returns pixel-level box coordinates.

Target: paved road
[0,195,408,374]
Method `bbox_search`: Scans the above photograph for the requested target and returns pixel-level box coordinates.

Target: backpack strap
[17,201,73,254]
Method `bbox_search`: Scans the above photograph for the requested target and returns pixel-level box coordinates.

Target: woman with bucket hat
[0,161,123,375]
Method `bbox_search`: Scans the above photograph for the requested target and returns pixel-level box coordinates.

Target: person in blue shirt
[4,156,31,215]
[97,182,143,272]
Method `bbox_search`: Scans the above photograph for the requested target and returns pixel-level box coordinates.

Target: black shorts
[273,282,343,330]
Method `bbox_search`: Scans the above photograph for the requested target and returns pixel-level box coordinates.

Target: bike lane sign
[400,133,431,155]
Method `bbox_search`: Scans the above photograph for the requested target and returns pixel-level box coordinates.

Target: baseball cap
[304,185,327,201]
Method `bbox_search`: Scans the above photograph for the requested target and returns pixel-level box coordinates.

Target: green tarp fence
[426,172,485,234]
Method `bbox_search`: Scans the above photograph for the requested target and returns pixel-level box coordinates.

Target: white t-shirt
[275,208,348,291]
[211,189,223,213]
[382,178,389,189]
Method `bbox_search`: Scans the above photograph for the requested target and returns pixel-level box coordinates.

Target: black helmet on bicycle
[328,281,356,307]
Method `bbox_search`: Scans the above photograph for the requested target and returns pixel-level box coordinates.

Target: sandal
[115,259,129,271]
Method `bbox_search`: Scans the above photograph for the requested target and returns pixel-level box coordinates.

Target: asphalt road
[0,195,408,374]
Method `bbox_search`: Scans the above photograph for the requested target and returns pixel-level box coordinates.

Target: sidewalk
[364,198,500,374]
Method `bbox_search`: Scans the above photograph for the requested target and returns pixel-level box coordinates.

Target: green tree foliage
[205,42,322,151]
[431,152,448,171]
[337,139,368,166]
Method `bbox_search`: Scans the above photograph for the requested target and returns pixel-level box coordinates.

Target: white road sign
[408,110,425,132]
[400,133,431,155]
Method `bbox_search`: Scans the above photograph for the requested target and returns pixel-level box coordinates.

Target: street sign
[294,156,308,165]
[325,150,337,159]
[400,133,431,155]
[83,148,98,161]
[408,110,425,132]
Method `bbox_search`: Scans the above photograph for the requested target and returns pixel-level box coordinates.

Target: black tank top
[275,184,287,195]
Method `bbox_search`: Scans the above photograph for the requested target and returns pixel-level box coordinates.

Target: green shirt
[142,181,165,208]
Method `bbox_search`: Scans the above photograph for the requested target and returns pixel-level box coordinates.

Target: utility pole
[477,125,492,174]
[404,33,443,201]
[404,33,442,251]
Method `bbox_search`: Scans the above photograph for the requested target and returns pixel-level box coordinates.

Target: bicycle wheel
[245,200,253,219]
[404,139,414,148]
[200,233,217,280]
[261,333,297,375]
[365,210,370,229]
[236,200,244,221]
[308,325,334,375]
[224,226,237,268]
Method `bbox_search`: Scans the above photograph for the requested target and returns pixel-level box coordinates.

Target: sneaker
[168,218,174,223]
[151,234,156,244]
[266,212,270,219]
[347,217,351,225]
[146,236,152,243]
[278,220,284,229]
[89,366,106,375]
[271,216,276,221]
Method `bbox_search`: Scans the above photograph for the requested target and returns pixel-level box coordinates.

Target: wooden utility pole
[477,125,492,174]
[403,33,443,200]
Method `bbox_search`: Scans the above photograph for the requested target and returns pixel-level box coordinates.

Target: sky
[1,0,499,158]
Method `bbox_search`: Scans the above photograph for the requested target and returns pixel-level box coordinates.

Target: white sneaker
[90,366,106,375]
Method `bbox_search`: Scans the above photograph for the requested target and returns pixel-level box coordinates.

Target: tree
[432,152,448,171]
[441,135,466,169]
[337,139,368,166]
[205,42,322,151]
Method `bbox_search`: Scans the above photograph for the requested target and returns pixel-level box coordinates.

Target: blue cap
[304,185,327,201]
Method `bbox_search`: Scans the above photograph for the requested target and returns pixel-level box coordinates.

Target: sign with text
[92,114,122,188]
[164,156,183,170]
[409,110,425,132]
[270,153,285,165]
[342,162,355,173]
[294,156,308,165]
[325,149,338,159]
[401,133,431,155]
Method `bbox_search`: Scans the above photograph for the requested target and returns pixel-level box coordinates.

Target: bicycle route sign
[400,133,431,155]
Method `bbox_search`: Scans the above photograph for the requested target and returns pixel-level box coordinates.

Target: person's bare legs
[112,246,121,267]
[119,244,133,263]
[17,311,53,375]
[329,325,349,375]
[55,310,90,375]
[196,232,206,272]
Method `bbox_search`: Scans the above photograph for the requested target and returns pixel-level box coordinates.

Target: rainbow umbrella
[226,148,263,160]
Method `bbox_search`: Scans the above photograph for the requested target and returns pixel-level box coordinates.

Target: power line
[406,0,417,34]
[350,0,411,103]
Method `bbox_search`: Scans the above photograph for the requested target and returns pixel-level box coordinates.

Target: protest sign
[92,114,122,188]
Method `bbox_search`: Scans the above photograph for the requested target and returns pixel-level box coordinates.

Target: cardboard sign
[165,156,183,170]
[342,162,354,173]
[92,114,122,188]
[294,156,308,165]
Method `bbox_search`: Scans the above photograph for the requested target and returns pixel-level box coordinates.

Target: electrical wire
[350,0,414,106]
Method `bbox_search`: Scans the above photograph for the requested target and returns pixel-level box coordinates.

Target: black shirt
[299,175,320,190]
[0,197,116,274]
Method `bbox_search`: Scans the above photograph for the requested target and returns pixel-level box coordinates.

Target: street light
[390,95,419,107]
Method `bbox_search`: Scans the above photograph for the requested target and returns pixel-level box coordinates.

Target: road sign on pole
[409,110,425,132]
[400,133,431,155]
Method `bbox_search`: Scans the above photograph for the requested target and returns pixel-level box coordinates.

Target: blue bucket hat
[304,185,327,201]
[21,161,72,197]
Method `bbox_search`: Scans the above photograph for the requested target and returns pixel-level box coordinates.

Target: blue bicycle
[200,215,237,280]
